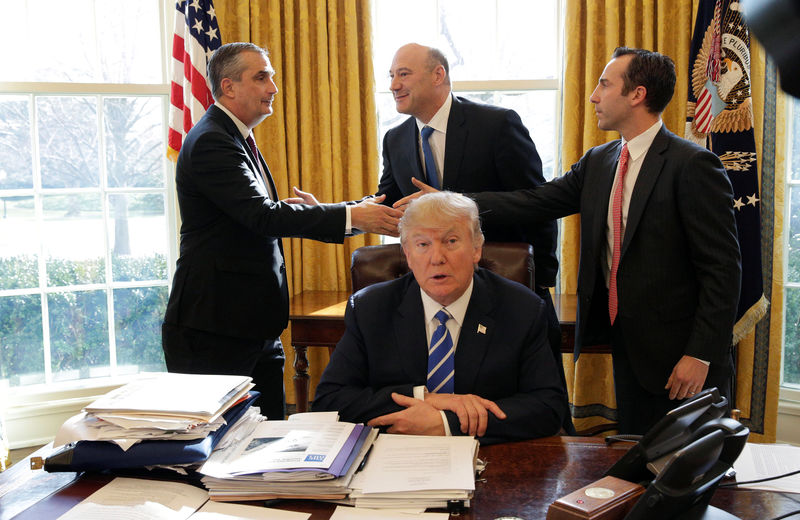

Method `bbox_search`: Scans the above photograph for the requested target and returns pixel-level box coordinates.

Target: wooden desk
[3,437,797,519]
[288,292,610,413]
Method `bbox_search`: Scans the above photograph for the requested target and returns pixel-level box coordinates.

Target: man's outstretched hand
[392,178,439,209]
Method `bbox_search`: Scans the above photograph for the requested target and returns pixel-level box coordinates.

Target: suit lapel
[238,134,277,201]
[394,280,429,382]
[588,143,622,255]
[443,97,467,188]
[398,119,427,184]
[258,154,279,201]
[622,127,669,255]
[453,273,495,393]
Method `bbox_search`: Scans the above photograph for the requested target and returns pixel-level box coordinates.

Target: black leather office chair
[350,242,534,293]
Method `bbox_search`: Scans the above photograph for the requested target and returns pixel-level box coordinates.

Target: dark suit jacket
[164,104,347,341]
[312,268,567,445]
[376,96,559,286]
[471,126,742,394]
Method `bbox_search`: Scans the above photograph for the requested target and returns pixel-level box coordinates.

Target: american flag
[167,0,221,162]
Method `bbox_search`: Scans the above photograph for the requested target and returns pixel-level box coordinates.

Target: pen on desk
[356,444,374,472]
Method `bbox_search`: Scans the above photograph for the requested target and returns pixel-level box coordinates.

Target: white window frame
[0,0,177,449]
[779,95,800,444]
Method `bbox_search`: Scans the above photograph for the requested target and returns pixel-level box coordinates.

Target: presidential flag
[167,0,221,162]
[686,0,768,343]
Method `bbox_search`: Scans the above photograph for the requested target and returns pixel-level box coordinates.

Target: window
[0,0,171,389]
[372,0,562,181]
[783,94,800,389]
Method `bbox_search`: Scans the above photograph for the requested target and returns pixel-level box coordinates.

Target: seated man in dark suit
[313,192,567,444]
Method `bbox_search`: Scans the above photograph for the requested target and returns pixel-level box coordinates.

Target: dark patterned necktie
[427,309,454,393]
[421,126,440,189]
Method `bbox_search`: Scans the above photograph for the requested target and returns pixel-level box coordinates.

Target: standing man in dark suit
[377,43,568,428]
[162,42,402,420]
[313,192,567,445]
[398,48,741,435]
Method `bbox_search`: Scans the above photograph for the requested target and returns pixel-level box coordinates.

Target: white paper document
[351,434,477,494]
[57,477,209,520]
[733,442,800,492]
[329,506,448,519]
[85,373,253,421]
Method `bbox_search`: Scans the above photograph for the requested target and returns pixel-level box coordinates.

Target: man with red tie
[397,48,742,434]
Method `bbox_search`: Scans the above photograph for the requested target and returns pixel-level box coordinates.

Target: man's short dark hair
[612,47,676,114]
[208,42,269,100]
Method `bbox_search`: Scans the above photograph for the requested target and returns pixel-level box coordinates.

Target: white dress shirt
[415,94,453,188]
[413,279,474,435]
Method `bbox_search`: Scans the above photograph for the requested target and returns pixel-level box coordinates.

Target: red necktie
[608,143,630,325]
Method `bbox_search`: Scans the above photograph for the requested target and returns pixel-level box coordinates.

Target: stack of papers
[733,442,800,492]
[342,434,478,510]
[54,373,255,451]
[199,413,376,501]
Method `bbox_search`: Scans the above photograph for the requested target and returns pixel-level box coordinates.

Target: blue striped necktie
[427,309,455,393]
[420,126,440,189]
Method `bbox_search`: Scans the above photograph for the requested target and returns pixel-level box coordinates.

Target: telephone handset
[604,388,749,520]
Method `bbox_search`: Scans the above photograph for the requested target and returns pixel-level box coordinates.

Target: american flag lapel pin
[477,324,487,334]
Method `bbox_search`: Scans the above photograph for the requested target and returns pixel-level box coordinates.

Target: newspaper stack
[199,413,376,501]
[53,373,256,451]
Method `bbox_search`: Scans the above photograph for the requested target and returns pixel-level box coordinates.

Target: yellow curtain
[562,0,782,441]
[215,0,380,408]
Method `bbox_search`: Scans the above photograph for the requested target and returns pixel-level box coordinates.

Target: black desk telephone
[606,388,749,520]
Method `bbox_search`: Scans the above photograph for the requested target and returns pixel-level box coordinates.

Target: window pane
[460,90,557,180]
[787,187,800,283]
[784,287,800,385]
[0,0,161,83]
[373,0,558,83]
[373,0,437,81]
[0,196,38,290]
[104,97,166,189]
[38,96,100,189]
[114,286,168,374]
[109,194,168,282]
[0,294,44,387]
[48,290,109,382]
[95,1,163,84]
[43,194,105,286]
[496,0,558,79]
[0,96,33,190]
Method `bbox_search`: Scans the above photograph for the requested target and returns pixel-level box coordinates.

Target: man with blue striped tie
[313,192,567,444]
